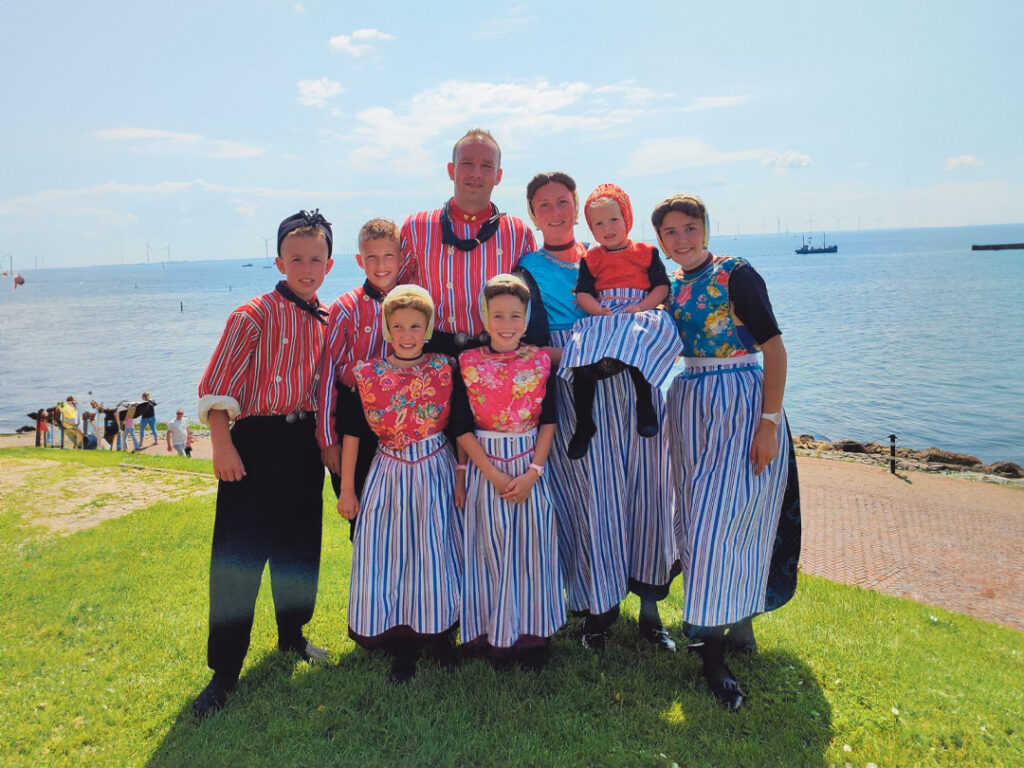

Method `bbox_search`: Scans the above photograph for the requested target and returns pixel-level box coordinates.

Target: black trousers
[206,415,325,680]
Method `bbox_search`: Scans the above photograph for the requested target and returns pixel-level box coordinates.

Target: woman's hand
[500,471,538,504]
[337,490,359,520]
[750,420,780,476]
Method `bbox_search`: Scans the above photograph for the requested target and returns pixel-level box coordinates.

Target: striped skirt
[462,429,565,648]
[347,432,463,647]
[558,289,683,387]
[666,355,791,628]
[549,330,678,615]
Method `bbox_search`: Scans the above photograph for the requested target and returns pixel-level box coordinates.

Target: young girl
[450,274,565,671]
[338,284,463,684]
[654,193,802,712]
[559,183,683,459]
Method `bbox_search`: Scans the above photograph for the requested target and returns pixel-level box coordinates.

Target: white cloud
[341,78,674,174]
[329,28,394,57]
[762,150,812,174]
[682,95,749,112]
[93,127,264,159]
[474,6,536,39]
[946,154,982,171]
[293,2,304,13]
[624,139,811,176]
[296,78,343,107]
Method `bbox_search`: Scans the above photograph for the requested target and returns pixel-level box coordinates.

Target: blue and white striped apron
[666,354,790,628]
[558,289,683,387]
[549,329,678,615]
[348,431,463,644]
[461,429,565,647]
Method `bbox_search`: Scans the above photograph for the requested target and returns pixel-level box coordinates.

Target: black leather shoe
[705,664,745,712]
[280,638,329,664]
[581,631,606,651]
[389,652,417,684]
[518,647,548,673]
[639,622,677,652]
[192,676,235,720]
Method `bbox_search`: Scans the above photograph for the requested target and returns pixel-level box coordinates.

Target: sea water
[1,224,1022,464]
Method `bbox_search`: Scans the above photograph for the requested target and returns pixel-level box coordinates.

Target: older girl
[654,193,801,711]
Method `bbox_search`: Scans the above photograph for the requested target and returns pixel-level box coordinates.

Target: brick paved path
[798,456,1024,632]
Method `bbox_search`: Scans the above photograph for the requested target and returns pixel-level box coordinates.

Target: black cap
[277,209,333,257]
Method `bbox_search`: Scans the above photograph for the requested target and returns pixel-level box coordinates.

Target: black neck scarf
[275,281,328,325]
[440,201,505,251]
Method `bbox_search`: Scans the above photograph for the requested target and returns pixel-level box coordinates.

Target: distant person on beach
[118,407,141,452]
[400,128,536,358]
[515,172,679,654]
[166,408,189,456]
[338,285,462,684]
[137,392,158,445]
[450,274,564,672]
[316,218,401,531]
[192,209,334,719]
[655,193,802,712]
[557,183,682,460]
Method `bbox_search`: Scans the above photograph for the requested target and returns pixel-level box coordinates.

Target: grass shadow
[146,617,832,768]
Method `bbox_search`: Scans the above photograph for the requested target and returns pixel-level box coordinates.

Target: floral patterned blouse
[454,345,555,433]
[349,354,453,449]
[668,254,779,358]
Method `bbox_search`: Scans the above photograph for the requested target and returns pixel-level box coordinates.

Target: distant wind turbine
[260,235,271,261]
[146,238,153,265]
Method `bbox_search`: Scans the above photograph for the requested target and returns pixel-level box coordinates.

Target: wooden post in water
[888,434,897,475]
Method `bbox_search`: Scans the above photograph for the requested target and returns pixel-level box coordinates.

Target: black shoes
[639,622,677,652]
[518,646,549,673]
[433,636,459,673]
[389,651,417,684]
[580,631,607,651]
[192,675,236,720]
[280,638,330,663]
[691,639,745,712]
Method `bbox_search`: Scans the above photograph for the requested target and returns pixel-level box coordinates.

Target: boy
[317,218,400,508]
[193,209,334,719]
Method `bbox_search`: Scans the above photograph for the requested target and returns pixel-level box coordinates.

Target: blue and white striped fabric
[548,330,678,615]
[666,354,790,628]
[558,289,683,387]
[347,432,463,643]
[462,429,565,648]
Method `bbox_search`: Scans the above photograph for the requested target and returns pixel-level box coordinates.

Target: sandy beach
[2,431,1021,633]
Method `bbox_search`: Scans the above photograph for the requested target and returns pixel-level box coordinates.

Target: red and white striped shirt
[314,281,390,448]
[198,288,326,423]
[400,204,536,337]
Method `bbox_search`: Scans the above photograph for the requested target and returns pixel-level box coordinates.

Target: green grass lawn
[1,447,1021,767]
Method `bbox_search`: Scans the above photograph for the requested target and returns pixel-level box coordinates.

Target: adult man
[400,129,536,356]
[166,408,190,456]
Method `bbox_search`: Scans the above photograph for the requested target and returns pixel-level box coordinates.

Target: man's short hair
[452,128,501,167]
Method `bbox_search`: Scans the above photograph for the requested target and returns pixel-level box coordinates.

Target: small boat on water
[795,234,838,254]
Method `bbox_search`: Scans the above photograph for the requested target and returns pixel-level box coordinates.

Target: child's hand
[321,444,341,475]
[591,306,613,316]
[750,421,780,476]
[500,472,537,504]
[487,469,514,495]
[213,444,246,482]
[454,476,466,509]
[337,491,359,520]
[620,302,643,314]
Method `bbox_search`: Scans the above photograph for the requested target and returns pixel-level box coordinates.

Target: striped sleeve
[197,306,260,423]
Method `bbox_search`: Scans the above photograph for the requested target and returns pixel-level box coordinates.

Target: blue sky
[1,0,1021,268]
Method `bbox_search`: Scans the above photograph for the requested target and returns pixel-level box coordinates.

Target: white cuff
[198,395,241,425]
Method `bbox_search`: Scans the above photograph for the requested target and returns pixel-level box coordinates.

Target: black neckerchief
[275,281,328,325]
[362,279,387,302]
[440,201,504,251]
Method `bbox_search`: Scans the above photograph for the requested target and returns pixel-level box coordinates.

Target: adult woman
[516,172,678,651]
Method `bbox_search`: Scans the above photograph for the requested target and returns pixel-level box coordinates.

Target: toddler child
[559,183,682,459]
[339,285,462,684]
[450,274,565,671]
